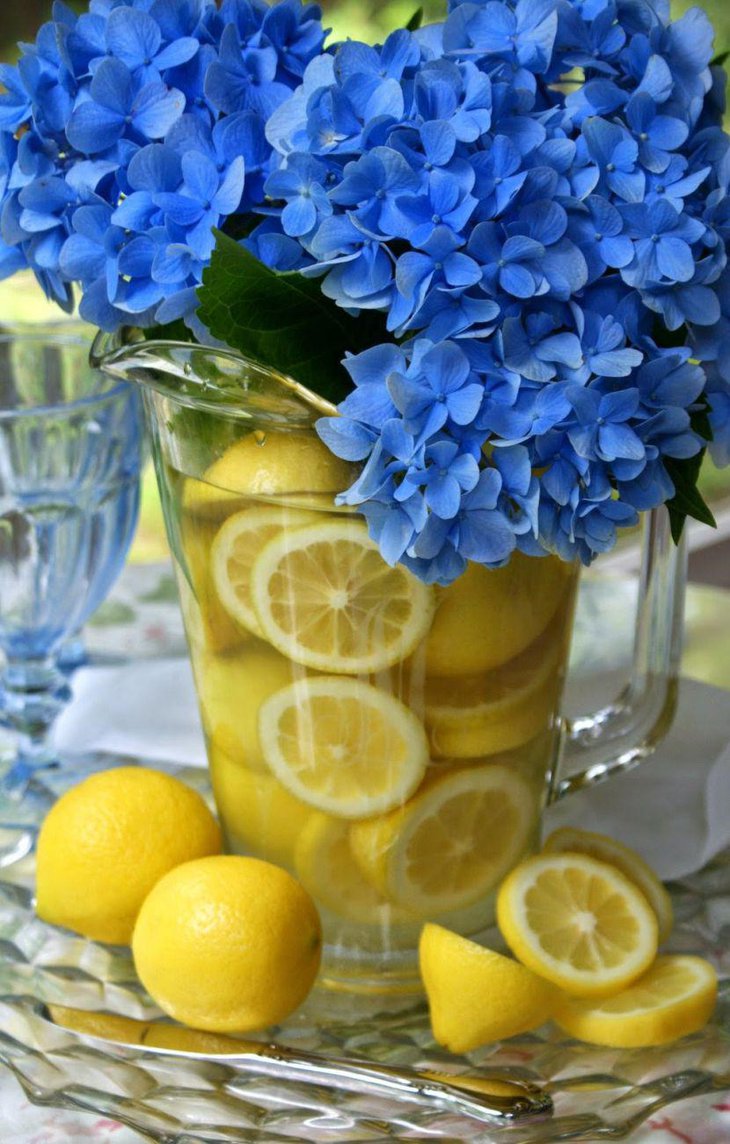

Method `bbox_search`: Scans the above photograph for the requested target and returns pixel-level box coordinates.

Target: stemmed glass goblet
[0,331,143,854]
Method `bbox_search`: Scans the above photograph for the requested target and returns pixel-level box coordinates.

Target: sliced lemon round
[294,812,418,924]
[497,852,659,998]
[419,924,559,1052]
[350,764,537,915]
[195,643,295,772]
[425,554,576,677]
[209,742,313,869]
[259,676,429,818]
[250,518,435,673]
[183,432,357,522]
[211,505,319,637]
[178,514,250,655]
[555,955,717,1047]
[425,620,564,759]
[543,827,674,945]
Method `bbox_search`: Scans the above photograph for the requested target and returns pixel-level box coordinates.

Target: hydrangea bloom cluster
[250,0,730,581]
[0,0,326,332]
[1,0,730,583]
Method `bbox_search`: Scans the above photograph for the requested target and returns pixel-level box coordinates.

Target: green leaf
[197,231,388,405]
[664,450,717,545]
[712,49,730,68]
[406,7,424,31]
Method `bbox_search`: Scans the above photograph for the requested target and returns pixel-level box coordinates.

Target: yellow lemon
[195,642,295,772]
[419,924,559,1052]
[555,956,718,1047]
[177,514,249,655]
[424,617,565,759]
[250,518,435,673]
[294,812,418,925]
[424,554,576,677]
[543,827,674,944]
[132,855,322,1032]
[211,504,319,637]
[36,767,222,945]
[182,432,356,522]
[497,852,659,998]
[209,741,313,868]
[258,675,429,818]
[350,764,537,915]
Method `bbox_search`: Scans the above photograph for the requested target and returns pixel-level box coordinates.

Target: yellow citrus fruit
[195,643,294,772]
[425,554,575,677]
[250,518,435,673]
[182,432,356,522]
[497,852,659,998]
[259,675,429,818]
[555,956,718,1047]
[211,505,319,637]
[36,767,222,945]
[424,620,564,759]
[350,764,537,915]
[208,740,313,868]
[294,812,418,925]
[419,924,559,1052]
[177,515,249,655]
[132,855,322,1033]
[543,827,674,944]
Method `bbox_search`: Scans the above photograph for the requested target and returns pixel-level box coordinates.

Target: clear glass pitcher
[94,334,686,994]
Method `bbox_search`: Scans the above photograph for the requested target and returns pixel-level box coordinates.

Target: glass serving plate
[0,762,729,1143]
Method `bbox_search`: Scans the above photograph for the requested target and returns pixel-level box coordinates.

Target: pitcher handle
[549,507,687,803]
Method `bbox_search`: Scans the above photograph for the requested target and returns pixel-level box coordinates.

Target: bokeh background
[1,0,729,566]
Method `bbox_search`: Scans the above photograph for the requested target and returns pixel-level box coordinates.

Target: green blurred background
[0,0,729,548]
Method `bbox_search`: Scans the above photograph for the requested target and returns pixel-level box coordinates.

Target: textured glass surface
[0,762,727,1143]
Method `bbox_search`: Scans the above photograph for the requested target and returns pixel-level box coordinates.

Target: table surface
[1,563,729,1144]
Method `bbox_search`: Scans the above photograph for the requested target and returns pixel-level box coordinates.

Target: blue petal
[106,7,161,70]
[132,83,186,139]
[66,101,123,154]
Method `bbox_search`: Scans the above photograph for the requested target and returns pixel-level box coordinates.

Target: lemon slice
[543,827,674,944]
[196,643,294,772]
[425,620,564,759]
[295,812,418,924]
[419,924,559,1052]
[209,741,313,868]
[555,955,718,1047]
[258,676,429,818]
[250,518,435,673]
[211,505,319,637]
[350,764,537,915]
[497,852,659,997]
[183,432,356,522]
[425,554,576,676]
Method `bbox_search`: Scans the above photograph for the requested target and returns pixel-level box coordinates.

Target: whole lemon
[132,855,322,1032]
[36,767,222,945]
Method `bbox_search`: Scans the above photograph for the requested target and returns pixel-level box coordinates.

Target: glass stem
[0,656,71,784]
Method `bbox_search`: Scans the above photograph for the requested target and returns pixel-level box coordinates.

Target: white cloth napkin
[55,660,730,882]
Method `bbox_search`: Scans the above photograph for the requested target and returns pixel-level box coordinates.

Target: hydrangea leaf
[197,230,386,405]
[664,449,717,544]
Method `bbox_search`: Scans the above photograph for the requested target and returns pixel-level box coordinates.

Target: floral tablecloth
[1,561,729,1144]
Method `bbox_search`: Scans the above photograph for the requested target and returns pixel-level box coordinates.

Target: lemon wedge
[258,675,429,818]
[543,827,674,944]
[350,764,537,915]
[419,924,559,1052]
[555,955,717,1047]
[497,852,659,997]
[250,518,435,673]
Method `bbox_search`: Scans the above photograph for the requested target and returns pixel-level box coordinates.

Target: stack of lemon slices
[181,432,577,935]
[420,827,718,1052]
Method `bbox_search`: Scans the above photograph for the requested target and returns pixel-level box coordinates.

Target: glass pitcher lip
[91,328,340,428]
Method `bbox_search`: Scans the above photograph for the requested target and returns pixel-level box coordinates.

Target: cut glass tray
[0,761,728,1143]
